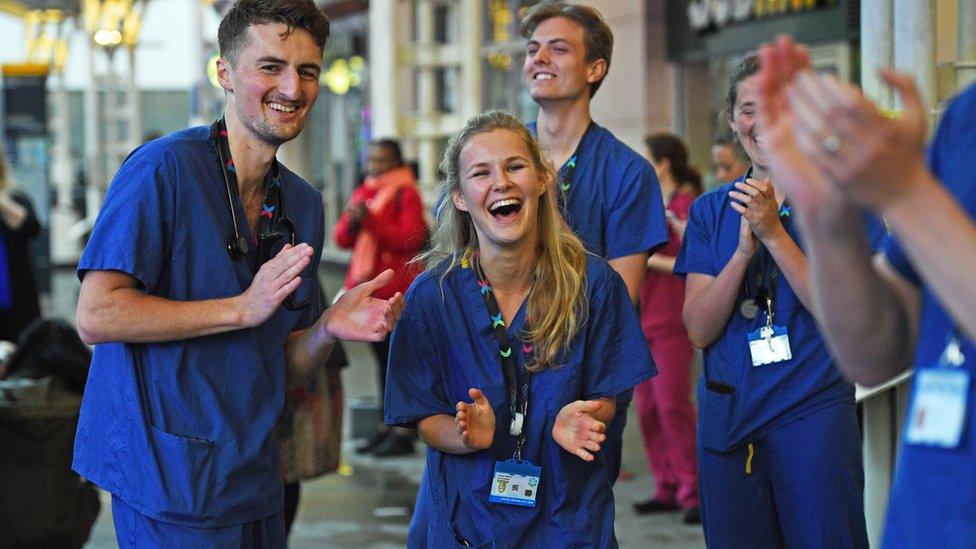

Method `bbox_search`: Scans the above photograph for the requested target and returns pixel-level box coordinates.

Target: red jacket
[333,176,428,299]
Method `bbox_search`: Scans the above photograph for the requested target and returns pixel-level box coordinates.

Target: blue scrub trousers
[698,400,867,549]
[112,495,286,548]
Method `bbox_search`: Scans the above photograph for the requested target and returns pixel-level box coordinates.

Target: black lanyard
[555,122,594,209]
[471,252,533,457]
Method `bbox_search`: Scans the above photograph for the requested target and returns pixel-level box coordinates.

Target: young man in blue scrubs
[73,1,403,546]
[758,37,976,547]
[520,1,668,485]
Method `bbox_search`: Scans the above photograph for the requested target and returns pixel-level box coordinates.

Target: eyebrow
[527,38,572,48]
[465,155,530,172]
[255,56,321,71]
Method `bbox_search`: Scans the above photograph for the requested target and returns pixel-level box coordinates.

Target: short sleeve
[581,264,656,399]
[384,284,455,427]
[604,161,668,260]
[77,154,173,291]
[674,195,717,277]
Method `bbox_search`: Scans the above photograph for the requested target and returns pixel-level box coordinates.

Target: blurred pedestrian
[0,318,100,548]
[632,133,700,524]
[334,139,428,457]
[711,135,750,184]
[0,149,42,343]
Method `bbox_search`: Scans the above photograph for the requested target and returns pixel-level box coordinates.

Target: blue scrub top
[385,256,654,547]
[675,179,854,452]
[527,121,668,259]
[73,127,325,527]
[882,83,976,547]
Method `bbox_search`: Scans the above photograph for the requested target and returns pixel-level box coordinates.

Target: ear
[585,58,608,85]
[216,57,234,92]
[452,189,469,212]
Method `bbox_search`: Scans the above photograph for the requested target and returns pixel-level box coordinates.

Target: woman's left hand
[729,177,783,242]
[552,400,608,462]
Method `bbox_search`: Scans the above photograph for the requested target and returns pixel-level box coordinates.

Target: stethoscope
[211,119,308,309]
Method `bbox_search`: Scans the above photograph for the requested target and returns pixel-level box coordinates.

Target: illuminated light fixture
[93,28,122,46]
[321,56,366,96]
[208,52,221,89]
[83,0,148,52]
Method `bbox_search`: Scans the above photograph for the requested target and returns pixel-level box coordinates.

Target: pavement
[43,264,705,548]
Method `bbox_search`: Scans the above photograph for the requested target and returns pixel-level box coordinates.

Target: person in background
[72,2,403,546]
[0,318,101,548]
[757,35,976,547]
[334,138,429,457]
[0,149,42,343]
[675,55,867,547]
[711,135,750,184]
[632,133,701,524]
[521,0,668,486]
[385,110,654,547]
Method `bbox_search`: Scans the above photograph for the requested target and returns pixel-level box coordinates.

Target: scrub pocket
[698,375,736,453]
[141,425,217,519]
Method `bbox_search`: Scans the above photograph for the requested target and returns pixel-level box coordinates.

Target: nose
[278,67,301,98]
[491,167,515,191]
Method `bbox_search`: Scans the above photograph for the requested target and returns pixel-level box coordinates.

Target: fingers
[879,68,926,130]
[469,387,489,406]
[360,269,396,294]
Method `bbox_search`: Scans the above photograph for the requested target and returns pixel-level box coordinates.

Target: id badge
[488,459,541,507]
[906,368,970,449]
[748,325,792,366]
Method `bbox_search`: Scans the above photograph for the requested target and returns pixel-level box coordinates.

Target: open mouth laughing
[488,198,524,221]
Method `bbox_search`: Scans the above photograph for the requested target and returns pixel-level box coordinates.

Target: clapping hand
[552,399,610,462]
[324,269,404,342]
[456,388,496,451]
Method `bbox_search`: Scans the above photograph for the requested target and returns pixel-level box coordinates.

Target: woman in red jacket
[334,139,429,456]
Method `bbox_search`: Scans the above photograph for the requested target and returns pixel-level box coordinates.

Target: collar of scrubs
[556,121,596,206]
[466,250,534,453]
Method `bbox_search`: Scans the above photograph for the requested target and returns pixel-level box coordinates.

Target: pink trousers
[633,330,699,509]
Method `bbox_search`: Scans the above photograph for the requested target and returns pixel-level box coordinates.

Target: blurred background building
[0,0,973,546]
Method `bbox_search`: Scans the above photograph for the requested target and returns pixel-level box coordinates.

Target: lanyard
[556,122,594,208]
[470,252,533,458]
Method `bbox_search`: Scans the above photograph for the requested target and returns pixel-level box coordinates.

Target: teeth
[268,102,296,113]
[489,198,522,212]
[534,73,554,80]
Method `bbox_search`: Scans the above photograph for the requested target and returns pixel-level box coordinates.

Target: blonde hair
[418,110,589,371]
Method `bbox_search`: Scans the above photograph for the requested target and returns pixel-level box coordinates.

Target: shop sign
[688,0,834,31]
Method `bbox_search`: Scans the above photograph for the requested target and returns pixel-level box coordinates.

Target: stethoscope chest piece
[226,234,249,259]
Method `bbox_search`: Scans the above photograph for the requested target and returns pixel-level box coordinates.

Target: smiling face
[217,22,322,147]
[728,74,764,171]
[711,142,749,183]
[523,16,606,105]
[452,129,549,256]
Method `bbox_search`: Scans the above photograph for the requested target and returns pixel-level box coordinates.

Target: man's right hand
[237,243,313,327]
